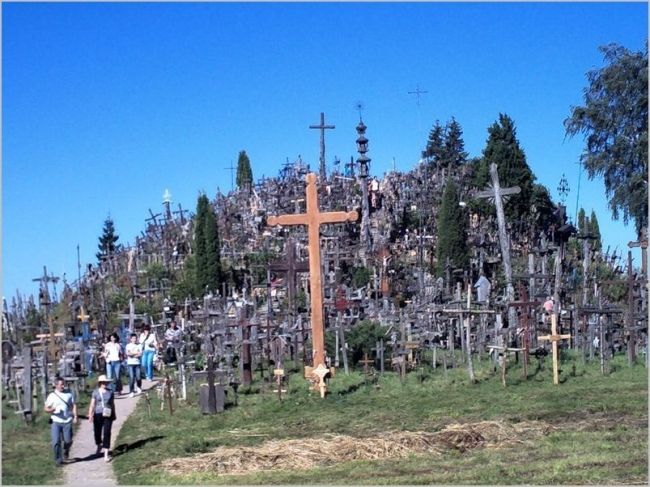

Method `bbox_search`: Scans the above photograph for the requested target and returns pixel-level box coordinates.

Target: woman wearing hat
[87,375,116,462]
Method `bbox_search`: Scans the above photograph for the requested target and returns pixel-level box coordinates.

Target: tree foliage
[194,194,223,296]
[589,210,602,251]
[473,114,535,222]
[236,150,253,192]
[565,43,648,236]
[96,216,120,262]
[436,179,468,276]
[422,118,468,169]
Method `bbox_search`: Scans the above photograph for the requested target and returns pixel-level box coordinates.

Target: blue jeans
[142,349,156,380]
[106,361,122,392]
[84,350,94,376]
[51,421,72,465]
[127,364,141,392]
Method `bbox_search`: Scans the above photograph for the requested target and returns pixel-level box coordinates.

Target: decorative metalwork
[557,174,570,204]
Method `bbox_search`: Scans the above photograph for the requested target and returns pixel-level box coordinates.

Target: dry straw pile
[162,420,552,476]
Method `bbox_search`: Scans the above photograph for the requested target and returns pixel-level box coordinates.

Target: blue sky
[3,2,648,299]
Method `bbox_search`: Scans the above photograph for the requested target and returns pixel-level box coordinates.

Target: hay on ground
[161,420,552,477]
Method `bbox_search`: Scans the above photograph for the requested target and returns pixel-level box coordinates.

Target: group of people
[102,323,167,396]
[44,321,183,465]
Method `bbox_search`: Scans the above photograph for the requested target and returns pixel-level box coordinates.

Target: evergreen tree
[442,117,468,168]
[436,179,468,276]
[194,195,209,295]
[565,43,648,237]
[193,193,223,296]
[577,208,587,234]
[474,114,535,221]
[236,150,253,192]
[204,203,223,292]
[422,121,445,166]
[96,216,120,262]
[589,210,602,251]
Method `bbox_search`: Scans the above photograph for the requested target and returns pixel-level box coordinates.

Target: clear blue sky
[3,2,647,299]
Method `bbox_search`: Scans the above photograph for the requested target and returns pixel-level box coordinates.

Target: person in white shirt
[139,324,158,381]
[44,377,78,466]
[125,333,143,396]
[103,333,123,393]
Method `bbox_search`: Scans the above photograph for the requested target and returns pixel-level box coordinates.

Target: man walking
[44,377,78,466]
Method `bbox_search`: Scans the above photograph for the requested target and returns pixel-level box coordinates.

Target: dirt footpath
[63,379,157,486]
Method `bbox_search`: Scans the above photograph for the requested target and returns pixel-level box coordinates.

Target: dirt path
[63,379,157,486]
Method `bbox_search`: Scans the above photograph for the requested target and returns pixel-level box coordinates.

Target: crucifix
[538,313,571,385]
[309,112,335,181]
[267,173,358,395]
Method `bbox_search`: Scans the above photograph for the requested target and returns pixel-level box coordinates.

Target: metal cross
[309,112,335,181]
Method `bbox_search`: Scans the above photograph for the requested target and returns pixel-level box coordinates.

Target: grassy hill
[111,352,647,485]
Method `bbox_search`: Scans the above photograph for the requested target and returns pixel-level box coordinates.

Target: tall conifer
[436,179,468,276]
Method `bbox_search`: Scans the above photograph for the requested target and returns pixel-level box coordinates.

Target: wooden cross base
[304,364,335,398]
[488,346,526,386]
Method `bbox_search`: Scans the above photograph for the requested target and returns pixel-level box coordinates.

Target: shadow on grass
[112,435,166,458]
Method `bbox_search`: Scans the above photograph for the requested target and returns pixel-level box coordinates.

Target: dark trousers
[93,413,113,450]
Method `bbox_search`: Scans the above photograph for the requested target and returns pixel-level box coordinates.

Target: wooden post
[267,173,358,395]
[538,314,571,385]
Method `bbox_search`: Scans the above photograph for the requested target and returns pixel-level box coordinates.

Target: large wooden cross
[267,173,358,372]
[309,113,335,181]
[538,313,571,385]
[475,163,520,321]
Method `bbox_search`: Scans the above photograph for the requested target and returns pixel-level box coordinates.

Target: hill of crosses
[3,116,647,407]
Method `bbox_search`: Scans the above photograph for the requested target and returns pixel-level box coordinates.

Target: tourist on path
[125,333,143,397]
[140,324,158,381]
[103,333,123,394]
[87,374,117,462]
[44,377,78,466]
[163,320,182,364]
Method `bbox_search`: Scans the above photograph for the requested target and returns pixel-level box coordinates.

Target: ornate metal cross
[267,173,358,373]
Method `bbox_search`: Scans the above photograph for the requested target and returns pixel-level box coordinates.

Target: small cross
[224,161,235,192]
[538,313,571,385]
[358,353,374,374]
[77,306,90,323]
[408,84,428,107]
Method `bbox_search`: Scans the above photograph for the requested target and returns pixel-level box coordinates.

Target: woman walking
[87,375,116,462]
[139,325,158,381]
[103,333,123,394]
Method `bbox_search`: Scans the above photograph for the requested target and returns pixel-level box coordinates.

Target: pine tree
[474,114,535,221]
[442,117,468,168]
[96,216,120,262]
[422,121,445,167]
[436,179,468,276]
[589,210,602,251]
[236,150,253,192]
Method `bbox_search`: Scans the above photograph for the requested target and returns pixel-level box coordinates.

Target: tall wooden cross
[224,160,236,192]
[267,173,357,374]
[475,163,520,317]
[538,313,571,385]
[309,112,335,181]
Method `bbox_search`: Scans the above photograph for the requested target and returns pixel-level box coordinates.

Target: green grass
[2,379,95,485]
[110,353,648,485]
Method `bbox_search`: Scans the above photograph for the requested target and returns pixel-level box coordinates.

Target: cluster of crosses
[3,113,648,418]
